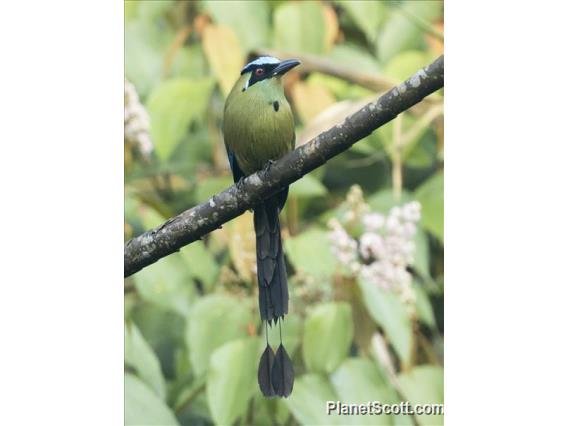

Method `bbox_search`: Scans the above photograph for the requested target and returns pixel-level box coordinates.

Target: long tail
[254,192,294,397]
[254,196,288,322]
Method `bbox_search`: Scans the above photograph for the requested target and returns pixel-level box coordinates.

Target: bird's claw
[262,159,276,175]
[235,176,246,190]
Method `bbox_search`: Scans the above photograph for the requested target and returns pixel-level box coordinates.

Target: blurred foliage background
[124,1,444,425]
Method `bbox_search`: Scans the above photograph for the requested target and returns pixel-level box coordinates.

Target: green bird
[223,56,300,398]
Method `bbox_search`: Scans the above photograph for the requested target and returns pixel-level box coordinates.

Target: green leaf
[397,365,444,425]
[415,172,443,242]
[394,415,415,426]
[331,358,398,425]
[146,78,215,161]
[206,337,259,426]
[358,279,413,364]
[307,72,373,100]
[303,302,353,373]
[137,0,174,23]
[285,228,335,279]
[335,0,386,43]
[124,21,170,98]
[413,282,435,328]
[175,381,212,425]
[179,242,220,291]
[202,24,244,97]
[194,175,233,204]
[130,303,185,380]
[289,174,328,198]
[267,314,302,357]
[251,395,291,426]
[367,189,414,212]
[203,0,270,52]
[133,254,195,315]
[125,322,166,399]
[170,45,208,80]
[136,200,168,230]
[384,51,434,82]
[186,294,253,376]
[274,1,327,54]
[125,373,179,426]
[377,1,443,63]
[405,138,437,168]
[329,44,382,74]
[413,228,430,279]
[285,374,342,425]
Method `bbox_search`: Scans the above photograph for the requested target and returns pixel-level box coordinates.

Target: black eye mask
[242,63,278,90]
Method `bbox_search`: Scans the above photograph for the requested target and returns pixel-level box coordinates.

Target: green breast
[223,76,295,176]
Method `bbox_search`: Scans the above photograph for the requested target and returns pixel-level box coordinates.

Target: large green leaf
[186,294,253,376]
[251,394,291,426]
[289,174,328,198]
[413,228,430,279]
[331,358,399,425]
[125,322,166,400]
[203,0,270,52]
[124,21,171,98]
[194,175,234,204]
[146,78,215,160]
[303,302,353,373]
[130,303,186,380]
[377,1,443,63]
[397,365,444,425]
[179,242,220,292]
[307,72,373,100]
[136,0,174,23]
[358,279,413,364]
[335,0,386,43]
[415,172,444,242]
[125,374,179,426]
[413,282,435,328]
[202,24,244,97]
[285,374,342,425]
[384,51,435,82]
[329,44,382,74]
[133,254,195,316]
[206,337,259,426]
[274,1,327,54]
[285,227,335,279]
[170,45,208,80]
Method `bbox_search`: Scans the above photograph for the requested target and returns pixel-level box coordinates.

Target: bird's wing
[291,130,296,150]
[225,145,245,184]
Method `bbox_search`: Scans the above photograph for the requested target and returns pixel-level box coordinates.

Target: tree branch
[124,55,444,278]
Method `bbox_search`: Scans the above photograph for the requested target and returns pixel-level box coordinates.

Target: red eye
[255,68,264,76]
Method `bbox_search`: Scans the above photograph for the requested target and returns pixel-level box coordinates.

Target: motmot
[223,56,300,397]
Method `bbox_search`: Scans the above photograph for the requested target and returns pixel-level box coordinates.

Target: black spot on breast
[273,101,279,112]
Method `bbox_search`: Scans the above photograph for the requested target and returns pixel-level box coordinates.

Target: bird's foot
[261,159,276,177]
[235,176,246,190]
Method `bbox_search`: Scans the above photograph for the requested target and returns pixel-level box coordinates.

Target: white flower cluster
[328,218,360,274]
[124,79,153,155]
[328,186,422,312]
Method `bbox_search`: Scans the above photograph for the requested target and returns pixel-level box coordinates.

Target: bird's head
[240,56,301,92]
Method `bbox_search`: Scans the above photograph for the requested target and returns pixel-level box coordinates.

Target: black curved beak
[272,59,301,77]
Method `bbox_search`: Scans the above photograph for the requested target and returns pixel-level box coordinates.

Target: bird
[223,56,300,398]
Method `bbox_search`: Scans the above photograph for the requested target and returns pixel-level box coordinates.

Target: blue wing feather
[226,145,245,183]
